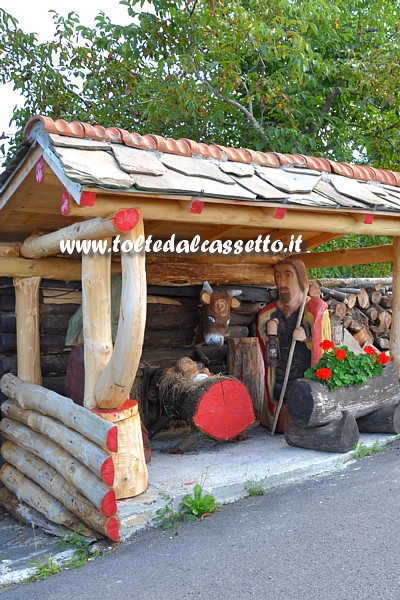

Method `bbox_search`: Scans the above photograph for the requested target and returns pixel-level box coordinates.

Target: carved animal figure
[200,281,242,346]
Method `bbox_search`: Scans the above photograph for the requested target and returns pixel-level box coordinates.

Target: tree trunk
[286,362,400,427]
[285,411,359,453]
[356,404,400,434]
[227,337,264,420]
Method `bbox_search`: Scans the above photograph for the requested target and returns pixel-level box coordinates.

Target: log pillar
[390,236,400,377]
[82,246,113,410]
[94,215,147,409]
[13,277,42,385]
[93,400,148,499]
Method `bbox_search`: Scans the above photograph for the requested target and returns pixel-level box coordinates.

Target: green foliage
[30,533,100,582]
[304,344,386,391]
[180,484,218,519]
[1,0,400,168]
[246,485,265,497]
[30,556,63,582]
[352,440,383,459]
[154,485,218,529]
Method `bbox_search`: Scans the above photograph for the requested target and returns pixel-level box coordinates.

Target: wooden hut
[0,115,400,540]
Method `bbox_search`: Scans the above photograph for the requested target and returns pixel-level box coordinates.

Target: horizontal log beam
[21,209,141,259]
[1,441,119,540]
[300,245,394,269]
[2,401,114,485]
[0,418,117,516]
[0,373,118,453]
[67,194,400,236]
[0,243,20,257]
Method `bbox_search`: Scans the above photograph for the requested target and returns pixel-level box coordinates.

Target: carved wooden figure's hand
[292,326,307,342]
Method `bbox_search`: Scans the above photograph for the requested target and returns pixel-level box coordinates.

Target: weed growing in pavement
[352,440,383,459]
[246,484,265,497]
[154,485,219,530]
[29,532,102,582]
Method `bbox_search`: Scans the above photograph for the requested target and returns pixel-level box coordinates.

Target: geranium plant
[304,340,390,391]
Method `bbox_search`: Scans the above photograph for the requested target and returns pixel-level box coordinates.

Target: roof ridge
[24,115,400,187]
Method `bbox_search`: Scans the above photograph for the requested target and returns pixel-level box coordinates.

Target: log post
[390,236,400,377]
[227,338,265,420]
[82,246,113,410]
[94,216,147,409]
[93,401,148,500]
[13,277,42,385]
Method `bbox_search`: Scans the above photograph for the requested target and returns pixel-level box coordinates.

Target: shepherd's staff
[270,287,309,436]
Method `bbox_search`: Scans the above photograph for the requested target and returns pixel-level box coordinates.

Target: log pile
[0,374,120,541]
[314,279,393,351]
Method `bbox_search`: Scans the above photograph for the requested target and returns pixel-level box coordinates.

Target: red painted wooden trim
[36,157,45,184]
[80,191,97,206]
[364,213,374,224]
[113,208,140,232]
[101,489,117,516]
[106,516,120,542]
[189,200,204,214]
[194,379,255,440]
[106,425,118,453]
[100,456,115,487]
[274,207,287,219]
[61,191,70,216]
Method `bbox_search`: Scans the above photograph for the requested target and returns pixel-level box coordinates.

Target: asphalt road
[2,439,400,600]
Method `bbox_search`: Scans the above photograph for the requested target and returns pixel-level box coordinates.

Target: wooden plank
[299,244,393,269]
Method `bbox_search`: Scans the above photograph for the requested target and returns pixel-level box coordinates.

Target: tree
[1,0,400,169]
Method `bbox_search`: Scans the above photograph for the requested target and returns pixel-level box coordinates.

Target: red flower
[334,349,347,361]
[316,367,332,381]
[364,346,377,356]
[320,340,334,351]
[377,353,390,365]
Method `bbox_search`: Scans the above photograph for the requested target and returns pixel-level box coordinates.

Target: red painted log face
[113,208,140,232]
[106,426,118,453]
[106,516,120,542]
[101,489,118,516]
[194,379,255,440]
[100,456,115,487]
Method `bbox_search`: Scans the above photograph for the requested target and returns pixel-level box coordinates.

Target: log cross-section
[94,217,147,409]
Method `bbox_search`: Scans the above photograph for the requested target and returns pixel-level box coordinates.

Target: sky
[1,0,133,169]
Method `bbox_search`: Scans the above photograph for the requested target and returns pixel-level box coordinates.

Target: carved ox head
[200,281,242,346]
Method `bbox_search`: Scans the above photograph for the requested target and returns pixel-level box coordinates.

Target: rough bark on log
[0,374,118,452]
[1,441,119,540]
[227,338,264,420]
[0,486,71,537]
[0,464,95,536]
[286,362,400,427]
[0,419,117,516]
[356,404,400,434]
[285,411,359,453]
[1,401,115,485]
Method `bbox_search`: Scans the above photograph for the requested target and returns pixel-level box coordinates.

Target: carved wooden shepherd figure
[257,259,331,433]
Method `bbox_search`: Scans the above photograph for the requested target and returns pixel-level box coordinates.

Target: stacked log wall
[0,374,120,541]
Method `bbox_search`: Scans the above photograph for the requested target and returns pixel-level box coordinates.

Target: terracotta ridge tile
[23,115,400,187]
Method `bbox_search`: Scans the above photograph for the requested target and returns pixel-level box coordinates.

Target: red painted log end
[106,425,118,453]
[80,191,97,206]
[113,208,140,232]
[100,456,115,487]
[101,489,117,517]
[106,516,120,542]
[194,379,255,440]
